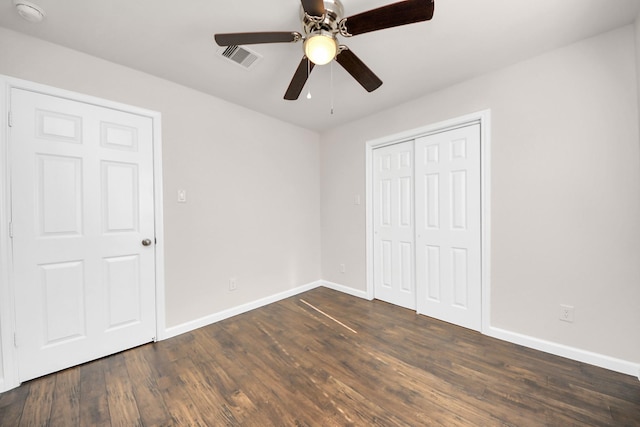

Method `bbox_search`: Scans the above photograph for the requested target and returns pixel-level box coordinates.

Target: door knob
[142,238,153,246]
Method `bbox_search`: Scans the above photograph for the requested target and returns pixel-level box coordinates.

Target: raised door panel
[451,247,469,308]
[451,171,467,230]
[104,255,141,329]
[426,245,441,301]
[102,162,139,233]
[40,261,86,345]
[101,122,138,151]
[37,110,82,143]
[37,155,83,236]
[381,240,393,288]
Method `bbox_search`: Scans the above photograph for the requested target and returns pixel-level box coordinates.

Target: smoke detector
[14,0,45,23]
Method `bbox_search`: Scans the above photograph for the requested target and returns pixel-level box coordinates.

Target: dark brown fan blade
[214,32,299,46]
[301,0,325,17]
[284,57,316,100]
[335,48,382,92]
[342,0,434,36]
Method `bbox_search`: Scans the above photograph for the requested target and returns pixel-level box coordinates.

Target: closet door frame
[365,110,491,332]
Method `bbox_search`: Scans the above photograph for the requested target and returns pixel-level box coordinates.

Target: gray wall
[320,25,640,364]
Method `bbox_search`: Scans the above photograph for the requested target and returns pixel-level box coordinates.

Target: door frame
[0,75,166,392]
[365,110,491,332]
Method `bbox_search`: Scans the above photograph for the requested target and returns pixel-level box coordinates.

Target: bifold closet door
[414,124,481,331]
[372,141,416,310]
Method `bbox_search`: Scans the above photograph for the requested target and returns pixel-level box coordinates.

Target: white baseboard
[486,326,640,378]
[321,280,371,300]
[163,281,322,339]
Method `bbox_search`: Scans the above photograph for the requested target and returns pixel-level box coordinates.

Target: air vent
[217,45,262,70]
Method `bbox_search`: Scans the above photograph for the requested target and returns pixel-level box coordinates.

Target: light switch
[354,195,361,205]
[177,189,187,203]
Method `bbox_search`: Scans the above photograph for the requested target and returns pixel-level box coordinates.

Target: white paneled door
[415,124,481,331]
[373,141,416,310]
[10,88,157,381]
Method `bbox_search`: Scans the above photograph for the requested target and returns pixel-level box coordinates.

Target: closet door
[415,124,481,330]
[372,141,416,310]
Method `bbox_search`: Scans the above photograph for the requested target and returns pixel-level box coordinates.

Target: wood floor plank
[0,380,29,426]
[144,338,215,427]
[193,327,311,425]
[78,357,110,427]
[2,287,639,426]
[17,375,56,427]
[49,366,81,427]
[183,333,260,424]
[103,352,143,427]
[215,320,343,426]
[122,344,173,427]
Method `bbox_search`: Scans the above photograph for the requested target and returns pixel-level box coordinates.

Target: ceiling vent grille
[217,45,262,70]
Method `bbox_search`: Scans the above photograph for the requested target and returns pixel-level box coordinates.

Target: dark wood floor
[1,287,639,426]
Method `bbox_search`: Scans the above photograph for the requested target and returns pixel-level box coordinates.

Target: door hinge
[14,332,18,347]
[8,111,12,127]
[8,221,13,238]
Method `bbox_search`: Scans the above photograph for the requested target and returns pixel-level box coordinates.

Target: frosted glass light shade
[304,34,338,65]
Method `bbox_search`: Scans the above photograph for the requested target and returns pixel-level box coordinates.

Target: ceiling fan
[214,0,435,100]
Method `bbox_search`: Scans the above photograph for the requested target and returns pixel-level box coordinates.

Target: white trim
[321,280,370,300]
[0,75,164,392]
[163,281,323,339]
[151,113,167,341]
[0,78,18,393]
[367,111,492,148]
[365,110,492,332]
[479,112,492,334]
[365,144,375,301]
[487,326,640,378]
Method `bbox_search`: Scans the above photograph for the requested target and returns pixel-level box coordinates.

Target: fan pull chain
[330,61,334,115]
[306,58,312,99]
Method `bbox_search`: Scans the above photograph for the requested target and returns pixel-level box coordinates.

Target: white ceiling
[1,0,639,131]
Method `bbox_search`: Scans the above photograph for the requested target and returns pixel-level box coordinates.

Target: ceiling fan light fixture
[304,33,338,65]
[214,0,436,100]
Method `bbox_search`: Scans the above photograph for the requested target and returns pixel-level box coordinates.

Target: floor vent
[217,45,262,70]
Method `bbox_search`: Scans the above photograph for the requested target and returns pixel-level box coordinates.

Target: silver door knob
[142,239,152,246]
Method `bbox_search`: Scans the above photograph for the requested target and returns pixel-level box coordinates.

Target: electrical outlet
[339,263,346,273]
[559,304,574,322]
[229,277,237,291]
